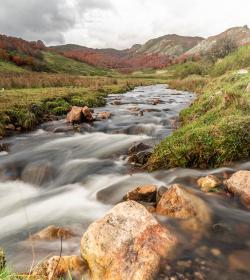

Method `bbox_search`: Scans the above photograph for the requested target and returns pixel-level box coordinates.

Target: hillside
[185,25,250,57]
[0,34,111,75]
[52,35,203,72]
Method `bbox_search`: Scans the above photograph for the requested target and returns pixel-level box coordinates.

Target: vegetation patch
[148,65,250,170]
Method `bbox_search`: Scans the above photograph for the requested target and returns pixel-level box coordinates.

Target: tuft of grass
[148,71,250,170]
[211,45,250,76]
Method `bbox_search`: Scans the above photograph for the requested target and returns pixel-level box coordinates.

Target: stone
[30,225,75,241]
[156,186,168,204]
[128,150,152,165]
[111,100,122,105]
[210,248,221,257]
[66,106,82,123]
[143,108,161,113]
[246,83,250,93]
[128,107,141,112]
[97,111,111,120]
[81,201,177,280]
[82,106,94,122]
[128,142,152,156]
[21,160,54,186]
[33,255,89,280]
[5,124,15,130]
[149,98,161,105]
[66,106,93,123]
[123,185,157,203]
[156,184,211,234]
[197,175,221,192]
[224,170,250,207]
[229,250,250,273]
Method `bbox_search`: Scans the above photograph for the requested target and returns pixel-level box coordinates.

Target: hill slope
[185,25,250,57]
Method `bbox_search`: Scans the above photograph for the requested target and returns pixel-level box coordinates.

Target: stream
[0,84,249,279]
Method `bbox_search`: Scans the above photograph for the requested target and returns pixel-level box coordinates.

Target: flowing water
[0,84,249,279]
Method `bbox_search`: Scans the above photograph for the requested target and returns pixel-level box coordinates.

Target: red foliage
[57,49,173,72]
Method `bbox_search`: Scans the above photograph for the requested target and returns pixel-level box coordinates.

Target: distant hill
[1,26,250,74]
[52,35,203,72]
[185,25,250,57]
[0,34,110,75]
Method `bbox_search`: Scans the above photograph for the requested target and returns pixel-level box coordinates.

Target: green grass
[148,71,250,170]
[43,52,111,76]
[211,45,250,76]
[0,60,28,73]
[0,77,165,137]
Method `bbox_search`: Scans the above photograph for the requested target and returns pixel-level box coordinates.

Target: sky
[0,0,250,49]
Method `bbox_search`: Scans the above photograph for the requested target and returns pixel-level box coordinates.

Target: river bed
[0,84,249,279]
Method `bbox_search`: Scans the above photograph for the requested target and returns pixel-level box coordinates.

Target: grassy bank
[148,46,250,170]
[0,76,164,137]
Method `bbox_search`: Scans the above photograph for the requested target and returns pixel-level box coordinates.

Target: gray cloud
[0,0,112,44]
[0,0,249,48]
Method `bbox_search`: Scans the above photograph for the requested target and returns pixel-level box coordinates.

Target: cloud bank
[0,0,249,48]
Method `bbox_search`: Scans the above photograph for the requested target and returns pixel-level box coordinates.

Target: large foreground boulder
[81,201,176,280]
[224,170,250,207]
[156,184,211,234]
[67,106,93,123]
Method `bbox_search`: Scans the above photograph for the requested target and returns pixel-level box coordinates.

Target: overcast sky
[0,0,249,49]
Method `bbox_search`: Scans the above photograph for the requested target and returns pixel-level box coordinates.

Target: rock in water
[97,111,111,120]
[128,142,152,155]
[67,106,93,123]
[30,225,75,241]
[156,184,211,235]
[224,170,250,207]
[123,185,157,203]
[33,255,89,280]
[66,106,83,123]
[197,175,221,192]
[81,201,176,280]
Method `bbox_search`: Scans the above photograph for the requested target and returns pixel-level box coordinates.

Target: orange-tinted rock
[33,255,89,280]
[81,201,177,280]
[66,106,93,123]
[123,185,157,203]
[97,111,111,120]
[30,225,75,241]
[229,250,250,273]
[156,184,211,233]
[197,175,221,192]
[224,170,250,207]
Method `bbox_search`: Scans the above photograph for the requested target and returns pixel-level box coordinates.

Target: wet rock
[123,185,157,203]
[0,142,10,152]
[97,111,111,120]
[224,170,250,207]
[33,255,89,280]
[197,175,221,192]
[21,160,54,186]
[128,150,152,165]
[156,184,211,234]
[53,126,74,133]
[5,124,15,131]
[30,225,75,241]
[66,106,93,123]
[81,201,177,280]
[0,248,6,270]
[111,100,122,105]
[210,248,221,257]
[247,83,250,93]
[229,250,250,273]
[128,142,152,156]
[156,186,168,204]
[128,107,140,112]
[149,98,161,105]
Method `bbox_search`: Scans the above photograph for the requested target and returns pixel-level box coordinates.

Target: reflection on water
[0,85,249,279]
